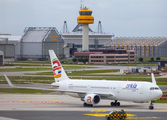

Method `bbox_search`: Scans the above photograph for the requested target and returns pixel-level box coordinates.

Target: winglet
[151,73,156,84]
[4,74,14,87]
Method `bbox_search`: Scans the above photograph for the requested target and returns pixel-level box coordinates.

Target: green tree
[150,57,154,61]
[139,57,143,62]
[72,58,77,62]
[78,58,83,62]
[156,57,160,60]
[83,57,89,63]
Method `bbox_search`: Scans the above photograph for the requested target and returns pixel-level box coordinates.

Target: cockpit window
[150,87,159,90]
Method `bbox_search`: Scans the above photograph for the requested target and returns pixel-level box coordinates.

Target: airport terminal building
[62,23,114,52]
[74,49,135,64]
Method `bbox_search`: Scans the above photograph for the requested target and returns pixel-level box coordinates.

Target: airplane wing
[4,74,57,91]
[4,74,113,96]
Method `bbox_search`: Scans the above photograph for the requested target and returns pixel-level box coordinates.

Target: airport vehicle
[105,109,127,120]
[161,66,167,72]
[4,50,162,109]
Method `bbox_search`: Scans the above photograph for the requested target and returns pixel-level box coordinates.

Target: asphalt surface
[0,65,167,120]
[0,111,166,120]
[0,94,167,120]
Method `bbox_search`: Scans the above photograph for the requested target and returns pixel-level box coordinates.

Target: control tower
[77,4,94,51]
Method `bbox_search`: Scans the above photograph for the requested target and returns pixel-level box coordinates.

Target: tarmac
[0,94,167,120]
[0,65,167,120]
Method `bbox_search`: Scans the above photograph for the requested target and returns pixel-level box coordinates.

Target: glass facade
[79,12,92,15]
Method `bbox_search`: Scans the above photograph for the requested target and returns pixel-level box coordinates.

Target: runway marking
[31,101,64,104]
[90,110,107,112]
[59,95,68,96]
[127,117,160,119]
[156,109,167,111]
[52,105,73,106]
[139,107,161,108]
[20,100,33,102]
[84,113,136,117]
[0,101,25,104]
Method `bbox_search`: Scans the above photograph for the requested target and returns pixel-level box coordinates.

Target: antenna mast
[98,21,103,33]
[63,21,69,33]
[80,0,82,10]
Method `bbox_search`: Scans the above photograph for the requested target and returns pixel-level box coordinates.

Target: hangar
[0,35,20,58]
[105,37,167,57]
[16,27,64,60]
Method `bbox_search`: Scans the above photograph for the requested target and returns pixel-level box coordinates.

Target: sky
[0,0,167,37]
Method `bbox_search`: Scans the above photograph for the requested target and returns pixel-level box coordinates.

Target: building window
[130,56,134,58]
[130,52,134,54]
[106,60,114,62]
[116,56,128,58]
[106,56,114,58]
[130,60,134,61]
[116,60,128,62]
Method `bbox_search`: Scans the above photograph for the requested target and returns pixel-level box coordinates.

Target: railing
[160,94,167,100]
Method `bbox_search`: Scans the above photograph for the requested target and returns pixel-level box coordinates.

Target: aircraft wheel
[90,104,93,107]
[111,102,113,106]
[83,103,87,107]
[149,106,154,109]
[117,102,120,106]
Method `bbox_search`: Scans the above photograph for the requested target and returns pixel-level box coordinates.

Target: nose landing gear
[149,101,154,109]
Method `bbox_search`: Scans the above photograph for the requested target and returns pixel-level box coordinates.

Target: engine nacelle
[84,94,101,104]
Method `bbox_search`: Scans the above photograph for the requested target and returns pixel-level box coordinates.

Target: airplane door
[140,88,143,94]
[117,87,121,93]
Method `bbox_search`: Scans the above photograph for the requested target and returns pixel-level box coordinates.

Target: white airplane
[4,50,162,109]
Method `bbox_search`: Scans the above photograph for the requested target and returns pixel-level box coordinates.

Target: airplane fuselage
[52,79,162,102]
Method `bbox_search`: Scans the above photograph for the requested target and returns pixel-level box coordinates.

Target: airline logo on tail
[52,58,61,78]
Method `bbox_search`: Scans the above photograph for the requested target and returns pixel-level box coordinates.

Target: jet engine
[84,94,101,105]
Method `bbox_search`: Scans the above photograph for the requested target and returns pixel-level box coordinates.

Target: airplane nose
[156,90,163,99]
[159,90,163,98]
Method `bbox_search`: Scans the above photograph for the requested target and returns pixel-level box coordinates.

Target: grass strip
[0,68,52,72]
[0,66,95,72]
[0,88,54,93]
[0,74,166,85]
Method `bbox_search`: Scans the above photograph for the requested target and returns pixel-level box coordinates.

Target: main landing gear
[149,101,154,109]
[83,103,93,107]
[111,100,120,106]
